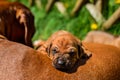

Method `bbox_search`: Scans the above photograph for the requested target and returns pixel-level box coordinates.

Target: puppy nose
[57,58,65,65]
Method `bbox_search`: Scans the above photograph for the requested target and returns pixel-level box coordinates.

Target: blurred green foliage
[9,0,120,41]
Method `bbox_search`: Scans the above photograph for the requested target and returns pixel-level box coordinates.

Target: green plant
[9,0,120,42]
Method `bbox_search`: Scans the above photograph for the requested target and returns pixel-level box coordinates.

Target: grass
[10,0,120,42]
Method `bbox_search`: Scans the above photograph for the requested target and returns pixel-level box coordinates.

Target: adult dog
[0,1,35,47]
[0,34,120,80]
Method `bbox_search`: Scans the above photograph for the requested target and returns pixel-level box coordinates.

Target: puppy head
[46,34,84,70]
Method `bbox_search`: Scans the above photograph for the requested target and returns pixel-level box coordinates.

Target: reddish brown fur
[36,30,88,70]
[0,36,120,80]
[37,30,82,53]
[0,1,35,47]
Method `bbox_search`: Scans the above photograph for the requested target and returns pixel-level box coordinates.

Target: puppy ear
[75,38,91,59]
[74,37,83,59]
[46,43,52,56]
[77,42,84,58]
[78,43,92,59]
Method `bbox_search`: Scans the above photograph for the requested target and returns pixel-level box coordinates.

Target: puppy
[0,1,35,47]
[37,30,91,70]
[84,31,120,48]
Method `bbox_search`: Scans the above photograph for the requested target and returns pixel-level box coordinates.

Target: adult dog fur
[0,1,35,47]
[84,31,120,48]
[0,36,120,80]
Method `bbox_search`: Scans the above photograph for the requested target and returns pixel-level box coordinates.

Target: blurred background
[9,0,120,42]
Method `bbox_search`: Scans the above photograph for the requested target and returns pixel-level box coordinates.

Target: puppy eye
[69,49,75,56]
[52,48,58,55]
[70,51,75,56]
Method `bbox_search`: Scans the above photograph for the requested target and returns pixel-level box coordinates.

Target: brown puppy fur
[84,31,120,48]
[0,37,120,80]
[37,30,91,70]
[0,1,35,47]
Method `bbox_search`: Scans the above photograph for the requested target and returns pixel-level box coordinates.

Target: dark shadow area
[57,53,92,73]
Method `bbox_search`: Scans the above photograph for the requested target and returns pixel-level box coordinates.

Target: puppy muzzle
[53,56,74,70]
